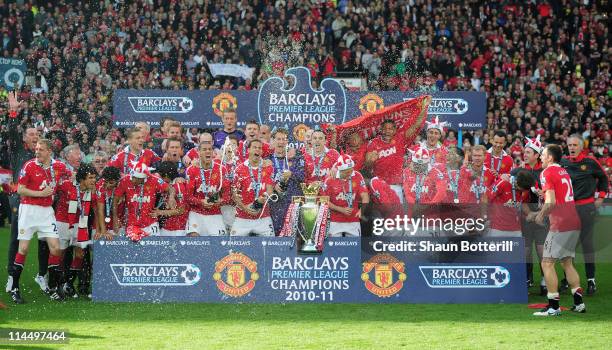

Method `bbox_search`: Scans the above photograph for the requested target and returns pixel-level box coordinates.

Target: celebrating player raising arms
[185,142,228,236]
[231,139,275,236]
[365,99,430,202]
[7,139,71,303]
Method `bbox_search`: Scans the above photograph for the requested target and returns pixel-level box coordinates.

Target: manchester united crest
[212,92,238,117]
[361,254,406,297]
[358,93,384,114]
[213,252,259,297]
[292,123,309,142]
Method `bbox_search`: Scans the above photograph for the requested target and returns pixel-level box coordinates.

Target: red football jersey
[540,164,581,232]
[368,176,403,218]
[459,166,496,203]
[107,148,161,174]
[367,134,407,185]
[402,168,447,204]
[96,178,124,230]
[161,181,189,231]
[323,171,368,223]
[236,140,273,163]
[233,161,274,219]
[485,150,513,176]
[55,179,98,225]
[114,175,169,227]
[185,147,199,161]
[304,148,340,184]
[185,162,228,215]
[18,159,71,207]
[487,178,529,231]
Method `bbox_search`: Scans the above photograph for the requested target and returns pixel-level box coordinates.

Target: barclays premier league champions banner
[113,66,486,143]
[93,237,526,303]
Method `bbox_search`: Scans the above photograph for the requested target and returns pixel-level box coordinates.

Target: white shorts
[158,229,184,236]
[18,204,59,241]
[487,229,522,238]
[231,217,274,237]
[543,230,580,260]
[57,221,93,249]
[143,222,161,236]
[186,212,227,236]
[221,205,236,228]
[328,221,361,237]
[390,185,404,204]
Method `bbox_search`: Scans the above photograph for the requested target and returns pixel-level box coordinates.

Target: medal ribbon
[415,174,425,204]
[248,162,262,200]
[447,169,459,203]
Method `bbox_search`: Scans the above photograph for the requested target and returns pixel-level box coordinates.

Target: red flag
[331,95,432,146]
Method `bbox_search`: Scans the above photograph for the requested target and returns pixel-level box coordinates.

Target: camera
[206,191,219,203]
[250,200,264,210]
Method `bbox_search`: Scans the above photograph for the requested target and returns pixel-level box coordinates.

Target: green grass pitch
[1,221,612,349]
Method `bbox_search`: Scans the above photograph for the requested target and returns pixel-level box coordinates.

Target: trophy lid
[301,182,320,196]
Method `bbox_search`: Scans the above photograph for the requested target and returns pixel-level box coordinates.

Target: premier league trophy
[280,182,330,254]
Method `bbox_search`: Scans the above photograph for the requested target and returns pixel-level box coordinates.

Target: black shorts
[522,223,548,246]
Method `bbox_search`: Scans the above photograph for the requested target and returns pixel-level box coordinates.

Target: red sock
[48,254,61,268]
[70,257,84,270]
[14,253,26,267]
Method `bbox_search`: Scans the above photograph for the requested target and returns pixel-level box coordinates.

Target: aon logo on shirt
[312,168,330,177]
[470,183,485,194]
[130,194,151,203]
[335,192,353,201]
[410,184,429,193]
[378,147,397,158]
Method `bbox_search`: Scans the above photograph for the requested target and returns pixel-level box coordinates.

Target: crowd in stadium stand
[0,0,610,226]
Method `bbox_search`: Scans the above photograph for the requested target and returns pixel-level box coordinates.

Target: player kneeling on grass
[55,164,98,298]
[530,144,586,316]
[322,154,369,237]
[7,139,71,304]
[154,161,188,237]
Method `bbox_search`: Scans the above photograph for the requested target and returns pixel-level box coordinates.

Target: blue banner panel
[0,57,26,90]
[113,67,487,137]
[93,237,526,304]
